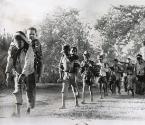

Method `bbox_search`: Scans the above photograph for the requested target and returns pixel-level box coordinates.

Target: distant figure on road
[98,55,109,98]
[135,54,145,95]
[80,51,95,103]
[112,59,123,95]
[125,57,136,97]
[70,47,80,97]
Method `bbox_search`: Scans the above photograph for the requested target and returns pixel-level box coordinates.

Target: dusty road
[0,85,145,124]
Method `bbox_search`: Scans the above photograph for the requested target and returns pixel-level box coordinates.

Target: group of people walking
[58,44,145,108]
[4,28,145,117]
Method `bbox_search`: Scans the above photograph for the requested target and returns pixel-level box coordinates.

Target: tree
[39,8,96,83]
[0,32,12,86]
[95,5,145,61]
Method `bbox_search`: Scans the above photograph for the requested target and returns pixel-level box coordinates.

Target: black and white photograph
[0,0,145,125]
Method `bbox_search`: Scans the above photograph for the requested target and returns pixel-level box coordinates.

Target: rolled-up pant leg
[13,74,23,105]
[26,73,36,109]
[61,74,69,107]
[61,73,69,98]
[75,74,79,93]
[61,82,69,97]
[116,79,121,93]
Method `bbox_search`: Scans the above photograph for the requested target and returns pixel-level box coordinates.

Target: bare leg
[60,92,66,109]
[12,85,23,117]
[110,82,113,94]
[60,83,68,109]
[100,83,103,99]
[89,85,93,102]
[117,80,121,95]
[75,75,80,98]
[71,85,79,107]
[81,82,86,104]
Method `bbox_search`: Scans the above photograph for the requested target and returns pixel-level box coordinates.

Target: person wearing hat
[97,54,109,98]
[58,44,79,109]
[5,31,36,117]
[80,51,95,103]
[135,54,145,95]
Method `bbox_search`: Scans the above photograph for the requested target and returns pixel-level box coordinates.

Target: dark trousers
[136,75,145,95]
[26,73,36,109]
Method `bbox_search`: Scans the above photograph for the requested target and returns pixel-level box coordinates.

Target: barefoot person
[5,31,36,117]
[98,55,109,99]
[125,57,136,97]
[80,51,95,103]
[112,59,123,95]
[59,44,79,109]
[70,47,80,97]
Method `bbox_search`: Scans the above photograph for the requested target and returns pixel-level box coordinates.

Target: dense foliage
[95,5,145,61]
[0,33,12,86]
[39,8,96,82]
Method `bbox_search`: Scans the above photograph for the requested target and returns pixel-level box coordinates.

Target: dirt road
[0,86,145,124]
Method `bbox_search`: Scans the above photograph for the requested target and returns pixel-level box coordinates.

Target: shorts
[61,72,75,93]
